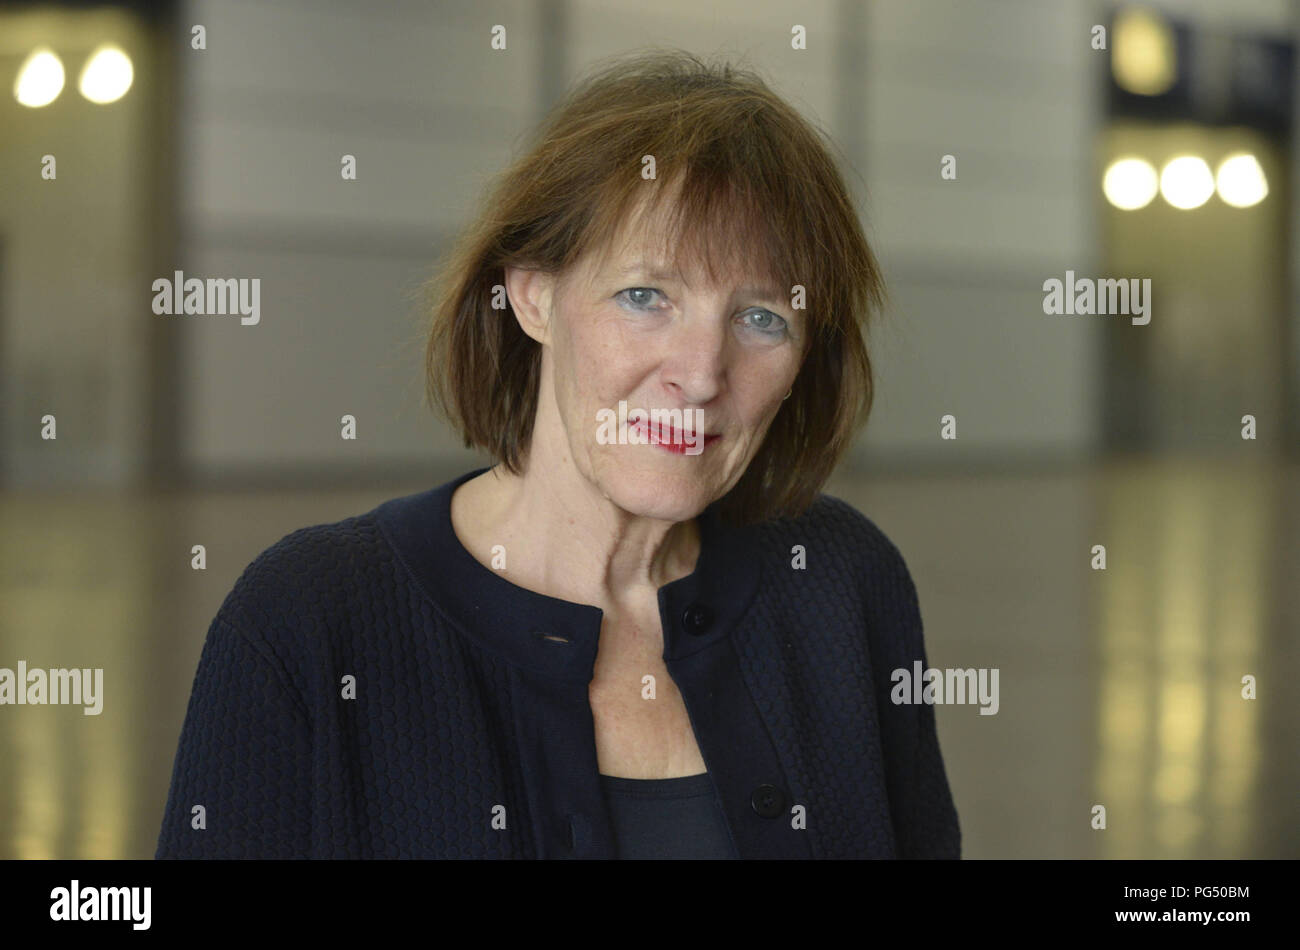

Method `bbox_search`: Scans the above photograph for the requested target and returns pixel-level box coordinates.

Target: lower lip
[630,419,721,454]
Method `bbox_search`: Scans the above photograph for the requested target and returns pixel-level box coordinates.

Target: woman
[156,50,960,860]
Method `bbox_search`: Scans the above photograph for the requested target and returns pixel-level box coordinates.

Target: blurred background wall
[1,0,1296,859]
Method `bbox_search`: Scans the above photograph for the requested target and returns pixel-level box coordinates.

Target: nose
[660,310,727,405]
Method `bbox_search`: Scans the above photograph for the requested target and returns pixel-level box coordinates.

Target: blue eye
[739,308,788,337]
[616,287,664,310]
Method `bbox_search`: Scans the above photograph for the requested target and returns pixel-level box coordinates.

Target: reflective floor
[1,457,1296,858]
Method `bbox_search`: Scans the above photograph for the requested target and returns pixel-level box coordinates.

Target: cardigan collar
[374,467,762,683]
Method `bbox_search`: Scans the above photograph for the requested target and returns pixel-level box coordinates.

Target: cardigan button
[751,783,786,819]
[681,603,713,636]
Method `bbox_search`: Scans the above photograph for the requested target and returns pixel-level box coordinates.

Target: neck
[453,435,701,613]
[480,465,699,604]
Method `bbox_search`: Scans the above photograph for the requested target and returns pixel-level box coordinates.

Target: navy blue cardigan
[156,468,961,859]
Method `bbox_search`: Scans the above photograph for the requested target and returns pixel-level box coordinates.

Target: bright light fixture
[1160,156,1214,210]
[1113,7,1177,96]
[79,44,133,104]
[1103,157,1159,210]
[1215,153,1267,208]
[14,47,65,107]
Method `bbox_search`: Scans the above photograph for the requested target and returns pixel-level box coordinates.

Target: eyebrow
[614,264,679,281]
[613,263,786,306]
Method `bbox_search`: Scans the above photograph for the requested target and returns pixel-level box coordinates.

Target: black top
[599,772,738,859]
[156,467,962,859]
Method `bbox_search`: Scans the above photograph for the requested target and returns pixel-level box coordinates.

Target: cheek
[736,368,792,424]
[549,317,620,431]
[550,306,600,383]
[575,313,644,388]
[743,410,781,449]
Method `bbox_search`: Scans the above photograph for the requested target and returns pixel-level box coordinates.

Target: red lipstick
[629,416,721,455]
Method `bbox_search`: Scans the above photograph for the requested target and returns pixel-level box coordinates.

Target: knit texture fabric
[156,470,961,859]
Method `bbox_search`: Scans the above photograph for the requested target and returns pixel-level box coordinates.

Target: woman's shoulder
[757,494,928,667]
[758,492,913,579]
[210,503,393,647]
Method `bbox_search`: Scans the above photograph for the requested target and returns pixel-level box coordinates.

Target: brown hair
[424,49,885,525]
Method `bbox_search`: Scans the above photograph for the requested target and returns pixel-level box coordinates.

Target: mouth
[628,415,722,455]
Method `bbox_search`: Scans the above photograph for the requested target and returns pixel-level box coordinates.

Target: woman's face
[511,209,806,524]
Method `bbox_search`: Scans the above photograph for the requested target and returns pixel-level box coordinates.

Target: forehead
[583,186,783,298]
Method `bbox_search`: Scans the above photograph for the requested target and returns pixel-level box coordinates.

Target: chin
[594,457,716,522]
